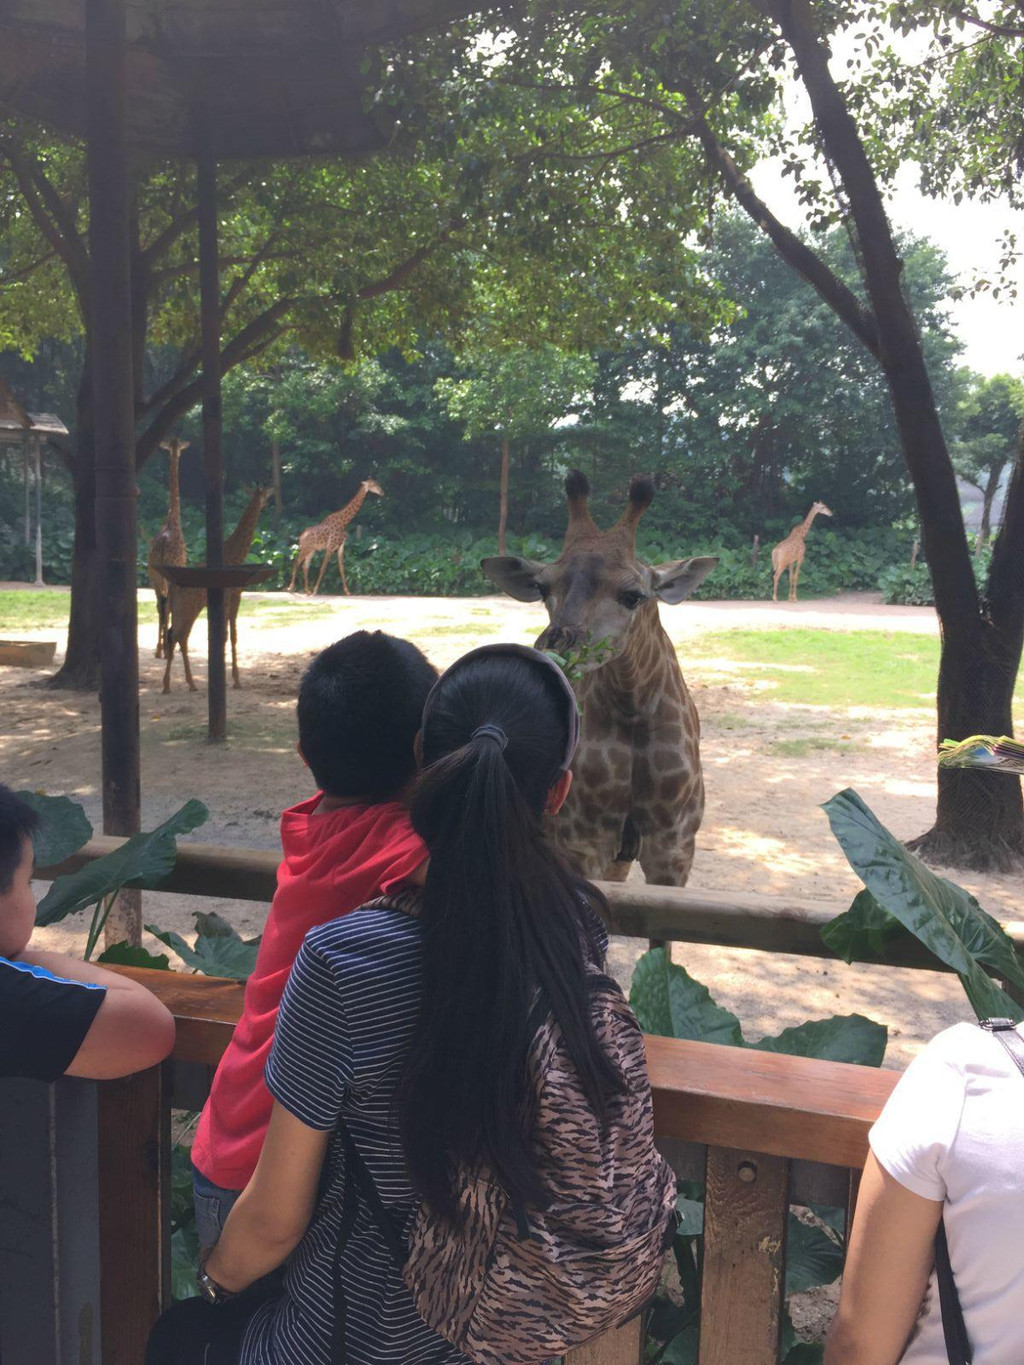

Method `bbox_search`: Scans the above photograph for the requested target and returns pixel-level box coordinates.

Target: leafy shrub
[879,546,992,606]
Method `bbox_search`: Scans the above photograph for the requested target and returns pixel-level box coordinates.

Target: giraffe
[162,485,273,693]
[482,471,718,888]
[287,478,384,596]
[770,501,834,602]
[146,438,189,660]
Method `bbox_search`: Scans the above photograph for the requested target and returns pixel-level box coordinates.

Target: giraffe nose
[536,624,584,655]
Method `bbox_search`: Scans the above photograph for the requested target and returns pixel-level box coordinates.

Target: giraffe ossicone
[482,471,717,889]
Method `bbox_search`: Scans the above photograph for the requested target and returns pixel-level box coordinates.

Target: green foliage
[15,790,92,868]
[34,799,209,959]
[822,789,1024,1021]
[147,912,261,980]
[96,941,172,971]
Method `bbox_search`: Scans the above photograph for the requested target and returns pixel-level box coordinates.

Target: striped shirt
[240,905,470,1365]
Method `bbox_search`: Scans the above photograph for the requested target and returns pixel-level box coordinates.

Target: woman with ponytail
[148,644,673,1365]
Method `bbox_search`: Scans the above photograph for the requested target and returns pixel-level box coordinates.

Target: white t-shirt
[869,1021,1024,1364]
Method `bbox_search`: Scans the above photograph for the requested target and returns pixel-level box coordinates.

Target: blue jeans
[192,1165,241,1253]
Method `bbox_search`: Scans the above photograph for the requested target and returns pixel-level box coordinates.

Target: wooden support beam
[700,1146,789,1365]
[197,130,227,743]
[99,1064,169,1365]
[85,0,141,928]
[36,837,1024,972]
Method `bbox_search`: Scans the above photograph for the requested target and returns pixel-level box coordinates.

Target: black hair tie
[471,723,508,751]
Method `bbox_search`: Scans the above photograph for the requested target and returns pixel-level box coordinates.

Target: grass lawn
[0,588,335,633]
[682,628,1024,716]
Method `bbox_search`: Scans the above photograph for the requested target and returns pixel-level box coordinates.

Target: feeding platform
[0,640,58,668]
[160,565,274,590]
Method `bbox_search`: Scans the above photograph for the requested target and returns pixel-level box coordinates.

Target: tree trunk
[498,435,510,555]
[762,0,1023,869]
[979,462,1003,547]
[270,438,283,521]
[50,371,101,691]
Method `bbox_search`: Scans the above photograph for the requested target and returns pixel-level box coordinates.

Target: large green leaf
[17,791,93,869]
[147,913,259,980]
[170,1225,200,1302]
[629,948,743,1046]
[822,789,1024,1023]
[821,889,906,964]
[753,1014,887,1067]
[785,1214,843,1294]
[783,1346,824,1365]
[660,1325,699,1365]
[97,941,172,972]
[35,799,209,927]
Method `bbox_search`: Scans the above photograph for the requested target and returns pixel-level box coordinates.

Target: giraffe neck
[584,603,677,718]
[798,508,820,537]
[167,452,181,527]
[337,486,368,529]
[224,493,265,564]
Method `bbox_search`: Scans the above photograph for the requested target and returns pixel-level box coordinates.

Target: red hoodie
[191,793,426,1190]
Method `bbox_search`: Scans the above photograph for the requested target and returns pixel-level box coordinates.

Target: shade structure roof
[0,0,484,159]
[0,379,68,442]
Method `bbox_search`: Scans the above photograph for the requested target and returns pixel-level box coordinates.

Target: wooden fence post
[99,1066,170,1365]
[565,1317,643,1365]
[700,1146,789,1365]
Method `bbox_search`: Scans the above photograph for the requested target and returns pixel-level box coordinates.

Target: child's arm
[12,948,176,1079]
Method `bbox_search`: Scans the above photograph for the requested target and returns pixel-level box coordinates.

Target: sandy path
[3,587,1019,1070]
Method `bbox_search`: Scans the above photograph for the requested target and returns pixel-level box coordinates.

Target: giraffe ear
[650,556,719,605]
[480,556,548,603]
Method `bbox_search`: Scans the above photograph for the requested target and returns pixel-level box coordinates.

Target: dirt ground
[3,586,1022,1071]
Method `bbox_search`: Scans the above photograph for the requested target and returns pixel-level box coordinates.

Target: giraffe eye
[535,581,550,600]
[619,589,646,610]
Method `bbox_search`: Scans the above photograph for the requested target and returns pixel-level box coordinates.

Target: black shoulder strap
[933,1019,1024,1364]
[981,1017,1024,1079]
[935,1220,972,1365]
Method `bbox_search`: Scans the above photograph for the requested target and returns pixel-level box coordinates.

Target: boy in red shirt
[190,630,437,1246]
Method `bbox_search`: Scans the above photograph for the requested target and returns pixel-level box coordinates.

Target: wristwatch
[196,1258,237,1306]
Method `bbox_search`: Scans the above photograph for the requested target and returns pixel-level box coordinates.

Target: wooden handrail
[112,966,896,1168]
[39,837,1024,967]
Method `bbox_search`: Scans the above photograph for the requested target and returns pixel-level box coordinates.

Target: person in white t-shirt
[825,1020,1024,1364]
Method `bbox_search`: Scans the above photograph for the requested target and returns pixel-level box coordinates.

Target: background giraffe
[287,478,384,596]
[483,471,717,888]
[770,501,834,602]
[163,485,272,693]
[147,437,189,659]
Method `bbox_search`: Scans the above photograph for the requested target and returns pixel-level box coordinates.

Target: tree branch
[0,249,57,285]
[135,299,294,467]
[679,85,881,358]
[1,141,90,311]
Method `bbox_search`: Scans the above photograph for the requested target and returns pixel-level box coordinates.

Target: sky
[751,158,1024,378]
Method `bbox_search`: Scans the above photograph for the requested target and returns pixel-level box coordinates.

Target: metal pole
[196,133,227,743]
[34,436,43,585]
[23,449,30,544]
[85,0,141,857]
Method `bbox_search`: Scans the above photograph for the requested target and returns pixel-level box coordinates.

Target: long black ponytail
[398,649,624,1223]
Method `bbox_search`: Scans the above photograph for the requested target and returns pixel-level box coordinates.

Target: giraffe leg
[229,612,240,688]
[155,595,167,658]
[162,638,174,693]
[302,556,311,595]
[638,823,698,891]
[791,554,803,601]
[772,566,782,602]
[287,554,302,593]
[179,638,197,692]
[338,544,350,596]
[312,548,331,595]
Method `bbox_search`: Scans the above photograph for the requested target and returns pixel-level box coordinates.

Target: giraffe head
[811,501,834,518]
[159,437,190,457]
[361,478,385,498]
[482,471,718,670]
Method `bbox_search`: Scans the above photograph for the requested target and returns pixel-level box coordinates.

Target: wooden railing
[41,836,1024,968]
[97,967,898,1365]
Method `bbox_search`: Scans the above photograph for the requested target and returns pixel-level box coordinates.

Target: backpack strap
[980,1017,1024,1079]
[330,1122,409,1361]
[932,1019,1024,1365]
[935,1220,972,1365]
